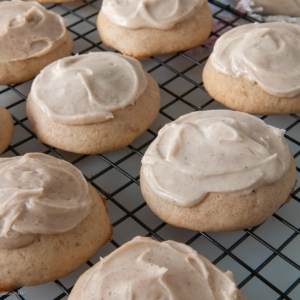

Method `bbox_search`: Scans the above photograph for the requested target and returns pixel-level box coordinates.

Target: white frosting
[210,22,300,98]
[0,153,92,249]
[101,0,204,30]
[142,110,291,207]
[30,52,148,125]
[0,1,67,62]
[76,237,240,300]
[254,0,300,16]
[247,12,300,26]
[235,0,300,16]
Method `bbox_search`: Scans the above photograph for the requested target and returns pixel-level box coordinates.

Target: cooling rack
[0,0,300,299]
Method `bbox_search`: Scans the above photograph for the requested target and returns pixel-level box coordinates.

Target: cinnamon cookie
[27,52,160,154]
[140,110,296,232]
[0,153,112,292]
[69,236,246,300]
[0,1,73,85]
[203,23,300,115]
[97,0,213,58]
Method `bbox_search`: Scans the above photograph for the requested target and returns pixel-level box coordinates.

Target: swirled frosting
[0,1,67,63]
[0,153,92,249]
[101,0,204,30]
[76,236,239,300]
[210,22,300,98]
[30,52,148,125]
[142,110,291,207]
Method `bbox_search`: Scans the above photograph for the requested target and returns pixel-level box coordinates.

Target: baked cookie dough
[140,110,296,232]
[27,52,160,154]
[0,153,112,292]
[0,1,73,85]
[0,106,14,154]
[69,236,246,300]
[203,22,300,115]
[97,0,213,59]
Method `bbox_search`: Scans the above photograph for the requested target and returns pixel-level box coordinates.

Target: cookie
[140,110,296,232]
[0,153,112,291]
[27,52,160,154]
[0,105,14,155]
[203,22,300,115]
[0,1,73,85]
[97,0,213,59]
[69,236,246,300]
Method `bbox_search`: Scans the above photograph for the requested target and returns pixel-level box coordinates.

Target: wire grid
[0,0,300,299]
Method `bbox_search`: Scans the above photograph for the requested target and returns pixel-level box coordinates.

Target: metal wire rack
[0,0,299,299]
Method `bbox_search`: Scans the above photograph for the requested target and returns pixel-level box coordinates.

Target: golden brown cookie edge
[0,32,73,86]
[140,157,296,232]
[97,2,213,59]
[0,183,112,291]
[26,72,160,154]
[203,58,300,115]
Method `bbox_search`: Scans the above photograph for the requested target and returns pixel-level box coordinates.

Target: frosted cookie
[69,236,246,300]
[27,52,160,154]
[97,0,213,59]
[0,153,112,291]
[140,110,296,232]
[0,1,73,85]
[0,106,14,154]
[203,23,300,115]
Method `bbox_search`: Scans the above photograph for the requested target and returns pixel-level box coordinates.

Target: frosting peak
[142,110,291,207]
[210,22,300,98]
[77,237,239,300]
[0,153,92,249]
[0,1,67,62]
[30,52,148,125]
[101,0,204,30]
